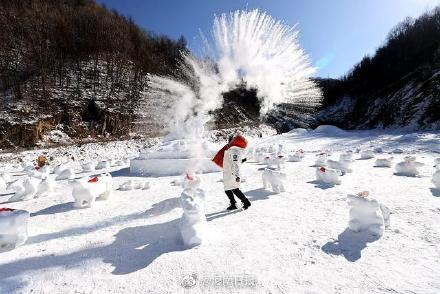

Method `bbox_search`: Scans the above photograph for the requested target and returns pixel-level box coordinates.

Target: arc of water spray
[141,9,322,139]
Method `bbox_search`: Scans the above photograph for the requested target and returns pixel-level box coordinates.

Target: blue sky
[97,0,439,78]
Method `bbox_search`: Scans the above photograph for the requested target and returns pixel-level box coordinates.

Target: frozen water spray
[145,9,322,138]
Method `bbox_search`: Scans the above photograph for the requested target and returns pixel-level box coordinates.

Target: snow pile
[71,173,113,208]
[395,156,424,176]
[179,173,207,247]
[315,166,342,185]
[262,168,286,193]
[55,168,75,181]
[347,191,390,237]
[0,208,30,249]
[314,125,347,136]
[374,157,394,168]
[360,150,375,159]
[119,180,150,191]
[7,177,40,202]
[432,163,440,189]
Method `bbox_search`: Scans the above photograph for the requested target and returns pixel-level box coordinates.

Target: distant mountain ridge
[315,7,440,130]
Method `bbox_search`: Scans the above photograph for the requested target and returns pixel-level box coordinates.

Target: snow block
[262,168,286,193]
[315,166,342,185]
[180,179,207,247]
[347,192,390,236]
[0,208,30,249]
[395,156,423,176]
[55,168,75,180]
[374,157,393,168]
[71,173,112,208]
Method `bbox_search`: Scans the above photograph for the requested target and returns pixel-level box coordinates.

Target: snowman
[180,172,207,247]
[347,191,390,237]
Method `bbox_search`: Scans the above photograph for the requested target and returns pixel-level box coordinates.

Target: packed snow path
[0,126,439,293]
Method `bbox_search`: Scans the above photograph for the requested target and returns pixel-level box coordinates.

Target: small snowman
[180,172,207,247]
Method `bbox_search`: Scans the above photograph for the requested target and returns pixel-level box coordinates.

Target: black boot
[232,189,251,210]
[242,201,251,210]
[227,203,238,210]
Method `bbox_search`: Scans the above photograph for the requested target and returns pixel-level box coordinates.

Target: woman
[212,134,251,210]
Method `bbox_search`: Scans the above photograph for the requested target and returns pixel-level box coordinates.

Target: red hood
[212,135,248,168]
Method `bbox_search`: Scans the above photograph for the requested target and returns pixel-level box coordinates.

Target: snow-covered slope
[0,126,439,293]
[317,68,440,130]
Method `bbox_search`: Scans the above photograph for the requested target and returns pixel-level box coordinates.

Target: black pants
[225,189,250,205]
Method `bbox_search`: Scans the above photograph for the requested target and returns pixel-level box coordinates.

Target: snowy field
[1,126,439,294]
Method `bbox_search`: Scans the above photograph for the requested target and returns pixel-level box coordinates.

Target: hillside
[316,7,440,130]
[0,0,187,149]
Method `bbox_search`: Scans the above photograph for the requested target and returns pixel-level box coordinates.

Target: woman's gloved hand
[236,177,240,182]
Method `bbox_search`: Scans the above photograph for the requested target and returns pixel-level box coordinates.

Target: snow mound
[347,192,390,237]
[0,208,30,249]
[313,125,347,136]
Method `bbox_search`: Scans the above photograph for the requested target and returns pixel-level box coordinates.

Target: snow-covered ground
[0,126,439,294]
